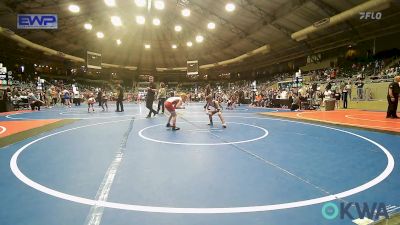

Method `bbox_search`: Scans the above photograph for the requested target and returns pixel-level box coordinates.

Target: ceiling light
[144,44,151,49]
[111,16,122,26]
[96,32,104,38]
[84,23,92,30]
[181,8,190,17]
[68,4,80,13]
[172,44,177,49]
[152,18,160,26]
[196,35,204,43]
[154,0,165,10]
[104,0,116,7]
[116,39,122,45]
[174,25,182,32]
[136,15,145,25]
[135,0,147,7]
[186,41,193,47]
[207,22,216,29]
[225,3,235,12]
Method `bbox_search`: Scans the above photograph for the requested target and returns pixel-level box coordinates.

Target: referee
[387,76,400,119]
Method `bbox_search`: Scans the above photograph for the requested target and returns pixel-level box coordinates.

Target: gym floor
[0,103,399,225]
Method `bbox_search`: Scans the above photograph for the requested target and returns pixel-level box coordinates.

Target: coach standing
[146,82,158,118]
[97,89,102,107]
[387,76,400,119]
[157,82,166,114]
[342,85,348,109]
[116,84,124,112]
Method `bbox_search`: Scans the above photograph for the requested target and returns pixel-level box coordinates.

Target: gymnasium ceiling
[1,0,400,72]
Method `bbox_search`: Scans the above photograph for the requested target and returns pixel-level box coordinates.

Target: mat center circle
[138,121,268,146]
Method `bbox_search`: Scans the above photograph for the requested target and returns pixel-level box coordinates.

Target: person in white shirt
[101,91,109,111]
[280,90,288,99]
[73,90,80,106]
[324,89,332,100]
[345,82,352,100]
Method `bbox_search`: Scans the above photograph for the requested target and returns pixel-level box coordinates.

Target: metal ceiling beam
[189,1,263,46]
[136,27,146,73]
[160,28,178,68]
[210,21,400,73]
[156,14,185,67]
[216,0,309,53]
[238,0,274,21]
[145,25,156,71]
[163,8,230,48]
[165,7,254,53]
[268,23,313,55]
[162,12,241,61]
[154,29,168,68]
[309,0,360,38]
[236,0,306,36]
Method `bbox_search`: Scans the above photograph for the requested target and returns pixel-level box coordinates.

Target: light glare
[104,0,116,7]
[84,23,92,30]
[68,5,80,13]
[154,0,165,10]
[225,3,235,12]
[152,18,160,26]
[135,0,146,7]
[174,25,182,32]
[182,8,190,17]
[136,15,146,24]
[207,22,215,29]
[196,35,204,43]
[111,16,122,26]
[96,32,104,38]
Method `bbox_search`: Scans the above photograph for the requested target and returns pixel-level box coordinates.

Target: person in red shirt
[330,69,337,80]
[165,94,187,131]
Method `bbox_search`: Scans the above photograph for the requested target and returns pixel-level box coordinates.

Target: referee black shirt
[388,82,400,97]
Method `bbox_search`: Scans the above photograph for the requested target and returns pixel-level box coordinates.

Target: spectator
[51,88,58,106]
[45,87,52,108]
[146,82,158,118]
[342,85,349,109]
[345,81,352,100]
[355,78,364,100]
[63,89,71,107]
[333,88,341,109]
[28,91,44,111]
[386,76,400,119]
[101,90,108,111]
[116,84,124,112]
[73,89,80,106]
[157,82,166,114]
[97,89,103,107]
[291,93,300,111]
